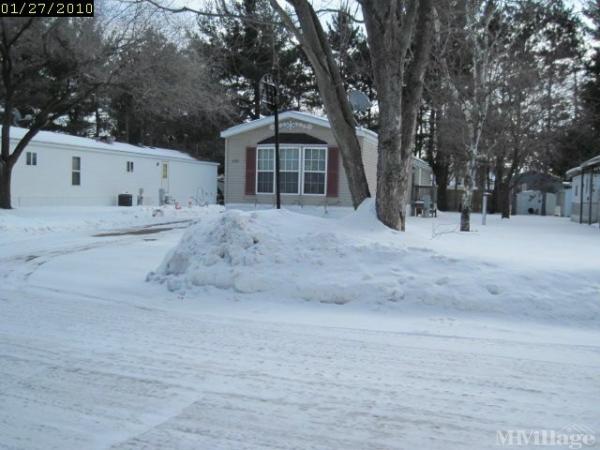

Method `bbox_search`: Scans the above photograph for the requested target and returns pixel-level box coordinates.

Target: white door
[161,161,169,190]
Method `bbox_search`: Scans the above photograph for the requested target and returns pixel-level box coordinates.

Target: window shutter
[245,146,256,195]
[326,146,339,198]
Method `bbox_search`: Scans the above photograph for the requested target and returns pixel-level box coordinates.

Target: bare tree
[111,27,232,145]
[437,0,503,231]
[268,0,371,210]
[269,0,435,229]
[361,0,434,230]
[0,17,138,209]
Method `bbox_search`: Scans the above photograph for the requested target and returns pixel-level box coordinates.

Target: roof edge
[566,154,600,177]
[220,110,379,143]
[7,127,218,165]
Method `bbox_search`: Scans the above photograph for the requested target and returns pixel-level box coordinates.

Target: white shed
[8,127,218,207]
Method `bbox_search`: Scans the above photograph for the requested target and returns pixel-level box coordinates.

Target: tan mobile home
[220,111,433,209]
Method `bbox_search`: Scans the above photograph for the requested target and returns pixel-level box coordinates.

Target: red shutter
[245,146,256,195]
[326,146,339,198]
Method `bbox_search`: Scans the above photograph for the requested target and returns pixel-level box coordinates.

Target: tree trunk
[271,0,370,209]
[460,204,470,231]
[376,122,409,230]
[364,0,434,230]
[460,145,476,231]
[460,185,473,230]
[500,183,510,219]
[95,104,101,138]
[436,171,448,210]
[0,162,12,209]
[429,109,449,210]
[253,79,261,120]
[1,97,13,209]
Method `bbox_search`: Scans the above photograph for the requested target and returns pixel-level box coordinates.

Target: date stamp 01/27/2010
[0,0,93,17]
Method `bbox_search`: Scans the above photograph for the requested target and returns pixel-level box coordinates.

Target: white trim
[72,156,81,187]
[220,110,378,145]
[254,144,328,196]
[278,147,301,195]
[255,147,276,194]
[301,146,328,196]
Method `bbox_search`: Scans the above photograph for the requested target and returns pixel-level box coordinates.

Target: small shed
[220,111,433,210]
[512,171,565,216]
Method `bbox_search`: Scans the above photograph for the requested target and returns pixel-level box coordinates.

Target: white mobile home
[9,127,218,207]
[220,111,434,210]
[566,154,600,224]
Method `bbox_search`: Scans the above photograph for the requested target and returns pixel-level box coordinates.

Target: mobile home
[9,127,218,207]
[220,111,434,211]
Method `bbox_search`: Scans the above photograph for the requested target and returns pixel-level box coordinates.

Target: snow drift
[149,200,600,325]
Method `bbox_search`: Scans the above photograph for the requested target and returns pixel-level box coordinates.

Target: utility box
[118,193,133,207]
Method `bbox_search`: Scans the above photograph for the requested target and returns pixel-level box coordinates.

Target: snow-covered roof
[566,154,600,178]
[220,110,379,144]
[220,111,432,170]
[7,127,218,165]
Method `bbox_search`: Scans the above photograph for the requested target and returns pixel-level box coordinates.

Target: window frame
[301,146,328,196]
[72,156,81,186]
[126,161,134,173]
[276,146,300,195]
[255,145,328,196]
[26,151,37,166]
[256,147,276,194]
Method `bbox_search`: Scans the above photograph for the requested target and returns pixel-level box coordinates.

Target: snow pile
[0,205,223,234]
[150,200,600,325]
[150,210,272,292]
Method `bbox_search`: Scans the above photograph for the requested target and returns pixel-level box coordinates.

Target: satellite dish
[348,90,371,113]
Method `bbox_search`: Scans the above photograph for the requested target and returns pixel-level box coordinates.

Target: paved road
[0,228,599,450]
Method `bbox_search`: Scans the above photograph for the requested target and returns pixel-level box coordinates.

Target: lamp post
[260,74,281,209]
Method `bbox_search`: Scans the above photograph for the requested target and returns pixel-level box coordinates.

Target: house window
[279,148,299,194]
[26,152,37,166]
[162,162,168,179]
[72,156,81,186]
[126,161,134,172]
[257,148,274,193]
[303,147,326,194]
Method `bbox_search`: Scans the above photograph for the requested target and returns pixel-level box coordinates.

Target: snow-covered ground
[0,204,599,449]
[151,201,600,325]
[0,205,222,234]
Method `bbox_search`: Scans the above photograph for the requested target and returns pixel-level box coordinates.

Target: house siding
[359,135,378,195]
[11,140,217,207]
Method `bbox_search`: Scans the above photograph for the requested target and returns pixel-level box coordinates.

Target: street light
[260,73,281,210]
